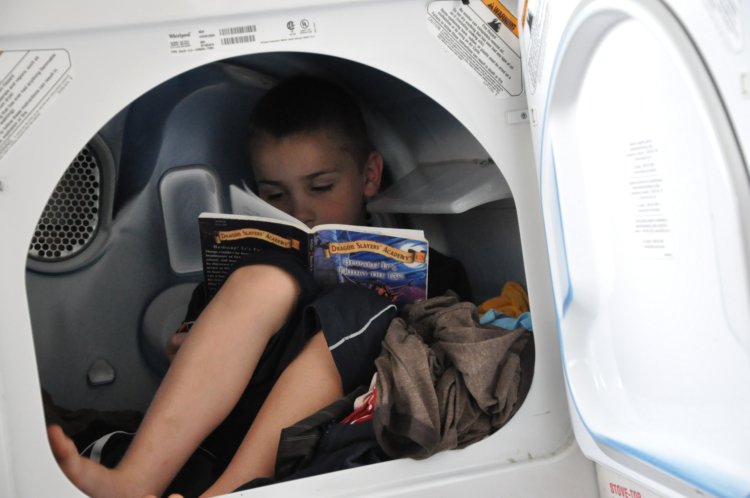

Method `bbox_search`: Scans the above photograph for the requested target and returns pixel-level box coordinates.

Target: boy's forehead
[251,130,361,179]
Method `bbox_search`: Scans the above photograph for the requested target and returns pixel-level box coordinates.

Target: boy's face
[251,130,383,227]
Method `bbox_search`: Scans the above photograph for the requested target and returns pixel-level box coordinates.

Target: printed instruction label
[427,0,523,97]
[596,463,665,498]
[626,139,674,259]
[167,16,318,55]
[521,0,550,96]
[704,0,743,52]
[0,49,72,162]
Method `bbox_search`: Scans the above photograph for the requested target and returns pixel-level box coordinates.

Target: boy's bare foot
[47,424,153,498]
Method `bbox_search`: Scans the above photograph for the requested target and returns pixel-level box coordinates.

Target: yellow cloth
[477,281,529,317]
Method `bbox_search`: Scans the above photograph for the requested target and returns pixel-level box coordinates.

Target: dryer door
[537,1,750,497]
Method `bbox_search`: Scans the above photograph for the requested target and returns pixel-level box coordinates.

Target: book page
[312,228,429,306]
[200,212,311,233]
[229,183,424,240]
[229,183,303,227]
[312,223,425,241]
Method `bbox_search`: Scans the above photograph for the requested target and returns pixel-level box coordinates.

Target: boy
[48,76,470,497]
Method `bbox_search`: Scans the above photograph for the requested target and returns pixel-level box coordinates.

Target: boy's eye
[260,190,284,201]
[311,183,334,193]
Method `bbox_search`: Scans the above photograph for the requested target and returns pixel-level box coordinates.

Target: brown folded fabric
[373,293,530,459]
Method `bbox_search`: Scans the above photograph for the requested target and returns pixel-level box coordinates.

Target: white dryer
[522,0,750,496]
[0,0,747,497]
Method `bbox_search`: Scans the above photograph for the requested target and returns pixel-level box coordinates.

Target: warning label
[481,0,519,36]
[0,49,72,163]
[428,0,523,97]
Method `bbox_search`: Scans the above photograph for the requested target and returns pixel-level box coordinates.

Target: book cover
[312,228,428,305]
[198,185,428,305]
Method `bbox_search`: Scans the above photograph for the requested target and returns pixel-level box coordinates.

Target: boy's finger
[46,424,77,464]
[166,332,188,356]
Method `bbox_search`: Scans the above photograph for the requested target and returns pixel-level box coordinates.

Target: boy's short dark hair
[247,75,373,166]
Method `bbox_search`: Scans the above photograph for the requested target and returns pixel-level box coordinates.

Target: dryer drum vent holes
[28,144,102,261]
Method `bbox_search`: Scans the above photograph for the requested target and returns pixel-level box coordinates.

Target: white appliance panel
[537,1,750,496]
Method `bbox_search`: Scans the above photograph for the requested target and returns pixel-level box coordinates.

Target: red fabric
[340,387,377,425]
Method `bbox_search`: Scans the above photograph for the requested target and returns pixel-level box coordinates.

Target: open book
[197,185,429,306]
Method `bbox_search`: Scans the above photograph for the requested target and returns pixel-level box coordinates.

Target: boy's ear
[363,151,384,198]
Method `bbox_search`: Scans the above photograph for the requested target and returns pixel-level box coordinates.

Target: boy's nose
[289,196,315,227]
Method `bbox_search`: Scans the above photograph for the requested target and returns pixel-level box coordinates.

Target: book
[197,185,429,306]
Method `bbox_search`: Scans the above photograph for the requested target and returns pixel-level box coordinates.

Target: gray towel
[373,293,529,459]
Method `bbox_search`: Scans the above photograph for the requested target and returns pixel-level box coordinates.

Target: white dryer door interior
[538,1,750,496]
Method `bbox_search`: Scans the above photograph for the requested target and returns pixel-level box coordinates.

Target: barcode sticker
[221,34,256,46]
[219,25,257,46]
[167,25,258,54]
[219,25,257,37]
[167,17,319,55]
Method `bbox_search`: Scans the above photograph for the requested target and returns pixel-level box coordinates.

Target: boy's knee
[227,264,300,300]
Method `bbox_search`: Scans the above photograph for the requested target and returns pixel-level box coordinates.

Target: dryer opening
[26,52,535,496]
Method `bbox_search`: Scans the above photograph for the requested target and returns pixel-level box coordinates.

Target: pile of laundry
[373,289,531,459]
[241,282,534,489]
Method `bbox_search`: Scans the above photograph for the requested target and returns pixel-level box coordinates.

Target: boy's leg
[48,264,301,498]
[199,285,396,497]
[199,331,343,497]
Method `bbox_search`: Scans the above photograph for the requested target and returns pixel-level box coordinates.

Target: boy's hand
[166,332,188,363]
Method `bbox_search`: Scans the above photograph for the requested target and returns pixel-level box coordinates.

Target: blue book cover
[312,228,428,306]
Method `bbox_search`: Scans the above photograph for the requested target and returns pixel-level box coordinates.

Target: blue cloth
[479,310,533,331]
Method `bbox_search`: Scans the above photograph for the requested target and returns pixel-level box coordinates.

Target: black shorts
[192,251,396,464]
[305,284,397,393]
